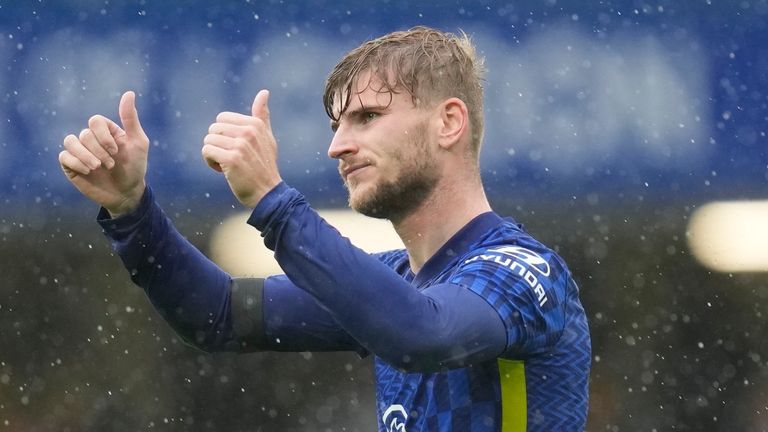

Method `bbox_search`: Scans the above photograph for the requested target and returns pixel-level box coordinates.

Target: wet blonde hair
[323,26,486,155]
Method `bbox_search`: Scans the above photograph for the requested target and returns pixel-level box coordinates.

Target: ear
[435,97,469,151]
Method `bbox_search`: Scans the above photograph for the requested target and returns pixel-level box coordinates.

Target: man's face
[328,72,440,221]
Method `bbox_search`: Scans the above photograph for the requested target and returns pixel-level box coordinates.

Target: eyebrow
[330,105,388,132]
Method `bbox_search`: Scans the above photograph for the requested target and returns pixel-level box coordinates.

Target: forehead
[331,69,412,117]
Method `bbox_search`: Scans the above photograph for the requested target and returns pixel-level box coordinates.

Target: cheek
[377,154,405,182]
[393,141,431,169]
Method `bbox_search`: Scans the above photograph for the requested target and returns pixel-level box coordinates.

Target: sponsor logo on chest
[464,245,550,307]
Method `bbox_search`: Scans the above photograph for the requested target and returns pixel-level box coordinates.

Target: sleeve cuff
[97,186,154,232]
[246,181,291,231]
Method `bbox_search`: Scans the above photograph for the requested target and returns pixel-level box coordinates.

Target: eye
[362,111,379,123]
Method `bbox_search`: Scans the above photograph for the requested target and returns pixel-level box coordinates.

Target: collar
[412,211,512,286]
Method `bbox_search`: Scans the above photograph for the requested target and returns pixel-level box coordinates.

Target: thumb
[251,89,271,126]
[119,91,147,139]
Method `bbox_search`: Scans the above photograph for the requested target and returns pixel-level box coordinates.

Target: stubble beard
[346,124,439,222]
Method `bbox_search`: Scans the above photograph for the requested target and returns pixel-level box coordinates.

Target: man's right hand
[58,91,149,218]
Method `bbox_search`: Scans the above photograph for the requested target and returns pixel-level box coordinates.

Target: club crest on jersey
[382,404,408,432]
[464,245,550,307]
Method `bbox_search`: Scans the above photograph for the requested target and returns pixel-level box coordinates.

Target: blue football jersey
[99,184,590,432]
[373,212,591,431]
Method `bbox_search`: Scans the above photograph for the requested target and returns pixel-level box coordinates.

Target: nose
[327,127,358,160]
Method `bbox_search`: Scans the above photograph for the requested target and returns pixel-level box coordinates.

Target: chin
[347,186,371,211]
[346,184,382,218]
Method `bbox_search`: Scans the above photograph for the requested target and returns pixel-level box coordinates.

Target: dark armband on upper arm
[230,277,268,351]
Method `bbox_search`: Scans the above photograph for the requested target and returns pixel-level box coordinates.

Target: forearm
[249,183,506,371]
[98,186,236,352]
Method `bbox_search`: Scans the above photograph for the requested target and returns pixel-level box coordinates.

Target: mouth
[341,162,372,181]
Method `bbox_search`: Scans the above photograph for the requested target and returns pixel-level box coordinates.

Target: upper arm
[229,277,268,351]
[260,275,365,353]
[390,282,506,371]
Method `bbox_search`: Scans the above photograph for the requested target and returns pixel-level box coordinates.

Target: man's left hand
[203,89,282,208]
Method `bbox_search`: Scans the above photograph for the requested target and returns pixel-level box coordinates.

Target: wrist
[242,178,282,209]
[107,183,147,218]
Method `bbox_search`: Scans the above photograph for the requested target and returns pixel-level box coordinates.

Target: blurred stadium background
[1,0,767,430]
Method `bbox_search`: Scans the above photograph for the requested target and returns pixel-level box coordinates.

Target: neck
[392,173,491,274]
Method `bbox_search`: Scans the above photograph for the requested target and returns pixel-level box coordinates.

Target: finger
[201,143,228,172]
[119,91,147,139]
[208,123,253,138]
[78,128,115,169]
[251,89,270,127]
[215,111,259,126]
[58,150,92,177]
[63,134,102,171]
[203,133,236,149]
[88,115,119,155]
[105,116,126,140]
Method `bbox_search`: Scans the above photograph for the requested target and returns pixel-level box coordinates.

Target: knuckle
[234,137,250,149]
[242,127,259,140]
[251,118,265,129]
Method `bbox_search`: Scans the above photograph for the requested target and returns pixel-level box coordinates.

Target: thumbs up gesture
[203,89,282,208]
[59,91,149,217]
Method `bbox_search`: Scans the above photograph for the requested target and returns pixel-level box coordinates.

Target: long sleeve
[98,186,236,351]
[98,186,364,354]
[248,182,507,372]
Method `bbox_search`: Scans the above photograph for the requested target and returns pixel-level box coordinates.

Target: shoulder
[461,219,567,276]
[452,220,572,306]
[452,219,581,355]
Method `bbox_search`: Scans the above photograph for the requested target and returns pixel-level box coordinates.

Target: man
[59,27,590,431]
